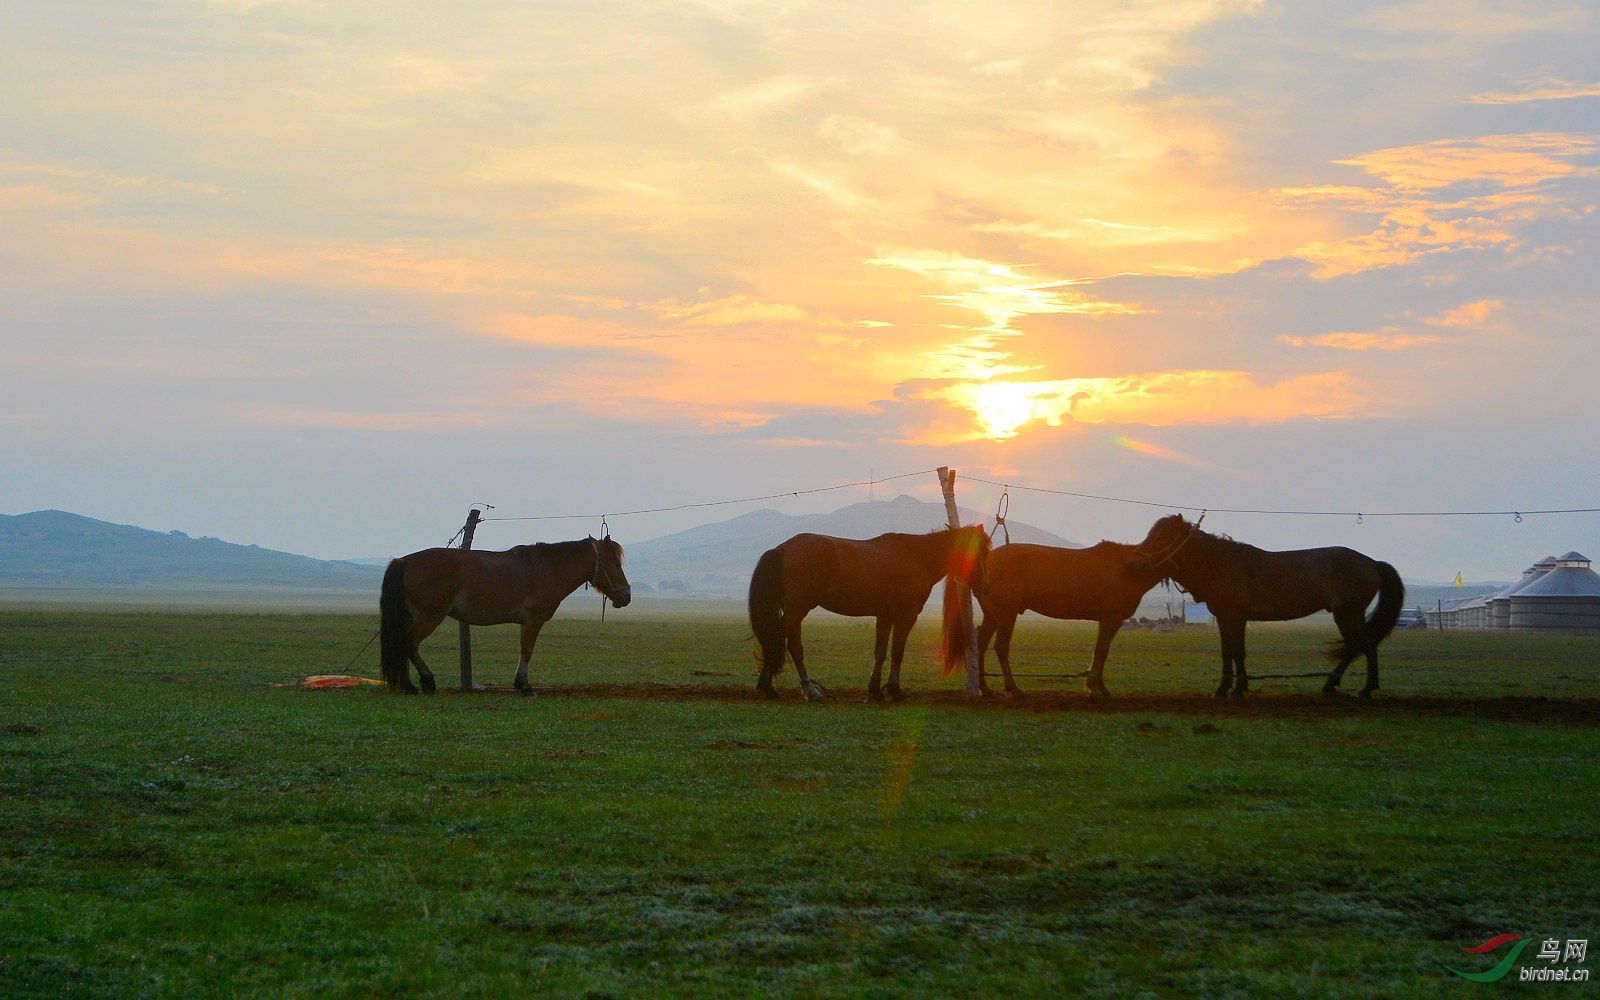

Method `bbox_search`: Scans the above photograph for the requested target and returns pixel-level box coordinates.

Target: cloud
[1468,78,1600,105]
[868,249,1145,329]
[1278,330,1456,350]
[1356,0,1589,37]
[652,293,809,326]
[922,369,1365,441]
[698,75,828,121]
[1335,134,1595,191]
[817,116,913,157]
[1277,133,1595,278]
[1425,299,1502,328]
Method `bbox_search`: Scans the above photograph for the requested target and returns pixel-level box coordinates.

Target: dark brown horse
[748,525,990,702]
[379,536,630,694]
[1131,514,1404,698]
[957,542,1164,700]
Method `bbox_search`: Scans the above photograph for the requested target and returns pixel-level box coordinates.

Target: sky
[2,0,1597,579]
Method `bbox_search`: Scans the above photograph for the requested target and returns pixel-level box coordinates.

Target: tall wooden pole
[458,508,481,692]
[937,467,983,700]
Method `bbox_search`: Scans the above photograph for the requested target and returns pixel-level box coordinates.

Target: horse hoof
[1212,690,1229,700]
[420,677,436,695]
[1087,689,1109,703]
[1358,688,1375,700]
[757,684,778,701]
[884,684,905,703]
[1321,686,1341,699]
[802,682,824,703]
[1229,689,1247,700]
[866,687,884,703]
[519,687,537,699]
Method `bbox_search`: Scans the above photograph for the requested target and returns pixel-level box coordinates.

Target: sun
[964,381,1043,440]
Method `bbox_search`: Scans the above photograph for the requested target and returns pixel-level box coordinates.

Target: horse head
[1128,513,1194,577]
[589,535,632,608]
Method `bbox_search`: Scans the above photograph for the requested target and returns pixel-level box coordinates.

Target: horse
[379,535,630,694]
[954,542,1165,700]
[1131,514,1404,698]
[748,525,990,702]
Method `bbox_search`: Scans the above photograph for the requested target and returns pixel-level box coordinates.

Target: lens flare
[1106,434,1211,468]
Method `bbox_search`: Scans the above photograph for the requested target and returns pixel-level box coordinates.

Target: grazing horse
[957,542,1164,700]
[1131,514,1404,698]
[379,536,630,694]
[748,526,990,702]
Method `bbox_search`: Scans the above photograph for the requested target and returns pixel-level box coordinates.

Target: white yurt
[1509,552,1600,631]
[1489,557,1557,630]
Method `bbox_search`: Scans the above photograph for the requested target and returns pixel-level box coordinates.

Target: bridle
[1135,513,1206,575]
[588,536,618,596]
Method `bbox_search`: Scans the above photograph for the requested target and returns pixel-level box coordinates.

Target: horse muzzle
[608,586,632,609]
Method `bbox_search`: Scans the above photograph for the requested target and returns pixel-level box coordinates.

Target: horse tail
[748,547,787,676]
[379,559,414,692]
[938,577,971,677]
[1324,559,1405,662]
[1367,561,1405,644]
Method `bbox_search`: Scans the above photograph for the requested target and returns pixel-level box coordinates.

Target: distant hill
[0,510,382,593]
[622,494,1080,597]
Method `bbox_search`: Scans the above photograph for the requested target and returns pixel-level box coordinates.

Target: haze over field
[2,1,1596,577]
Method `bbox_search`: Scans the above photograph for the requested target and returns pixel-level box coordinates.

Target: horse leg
[884,613,914,703]
[407,613,447,694]
[1231,622,1251,698]
[406,648,435,695]
[1085,619,1120,701]
[1322,608,1363,697]
[514,615,549,695]
[786,612,823,703]
[1341,606,1380,698]
[1361,644,1380,699]
[1214,617,1242,699]
[976,613,999,697]
[993,613,1021,698]
[867,617,891,702]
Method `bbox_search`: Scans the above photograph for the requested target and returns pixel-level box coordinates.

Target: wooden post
[458,508,482,692]
[937,467,983,700]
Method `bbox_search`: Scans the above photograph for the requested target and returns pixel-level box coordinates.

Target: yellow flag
[1453,572,1463,587]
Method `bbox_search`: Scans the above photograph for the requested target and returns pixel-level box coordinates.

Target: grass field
[2,606,1597,997]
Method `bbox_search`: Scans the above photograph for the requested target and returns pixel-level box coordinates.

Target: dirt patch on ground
[451,683,1600,726]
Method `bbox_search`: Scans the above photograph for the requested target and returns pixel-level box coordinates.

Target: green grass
[2,609,1597,997]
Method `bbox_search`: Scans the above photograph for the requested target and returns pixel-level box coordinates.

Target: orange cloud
[1425,299,1503,328]
[1279,331,1456,350]
[1335,133,1595,191]
[1276,133,1594,279]
[1468,79,1600,105]
[652,294,809,327]
[924,369,1364,441]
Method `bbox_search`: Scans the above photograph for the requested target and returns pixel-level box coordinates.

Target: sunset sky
[3,0,1597,578]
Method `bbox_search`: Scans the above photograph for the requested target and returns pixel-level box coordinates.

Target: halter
[588,536,617,594]
[1135,512,1206,574]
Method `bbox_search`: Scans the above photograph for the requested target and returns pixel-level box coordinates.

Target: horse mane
[513,539,592,563]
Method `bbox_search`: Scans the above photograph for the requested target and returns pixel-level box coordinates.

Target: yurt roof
[1515,561,1600,599]
[1558,551,1590,565]
[1492,559,1558,599]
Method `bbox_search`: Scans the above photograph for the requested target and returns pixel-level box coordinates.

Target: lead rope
[991,490,1011,546]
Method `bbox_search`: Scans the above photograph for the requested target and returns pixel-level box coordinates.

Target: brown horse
[957,542,1164,700]
[1131,514,1404,698]
[748,525,990,702]
[379,536,630,694]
